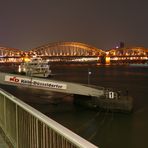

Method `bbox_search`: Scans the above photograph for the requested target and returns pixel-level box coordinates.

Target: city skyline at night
[0,0,148,50]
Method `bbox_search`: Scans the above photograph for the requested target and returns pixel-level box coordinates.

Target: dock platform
[0,72,133,112]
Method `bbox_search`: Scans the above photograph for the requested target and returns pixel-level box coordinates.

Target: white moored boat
[18,57,51,77]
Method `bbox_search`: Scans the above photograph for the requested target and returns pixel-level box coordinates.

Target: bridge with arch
[28,42,105,56]
[0,42,148,64]
[106,47,148,64]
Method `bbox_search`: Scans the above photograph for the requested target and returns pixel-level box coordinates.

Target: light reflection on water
[1,65,148,148]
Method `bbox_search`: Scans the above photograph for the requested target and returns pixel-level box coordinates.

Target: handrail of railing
[0,88,98,148]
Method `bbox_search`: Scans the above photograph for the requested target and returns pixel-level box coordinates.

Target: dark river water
[1,64,148,148]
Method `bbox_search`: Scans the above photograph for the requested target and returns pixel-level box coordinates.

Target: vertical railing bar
[31,115,33,147]
[33,116,35,148]
[16,104,18,148]
[45,125,48,148]
[54,131,56,148]
[56,132,59,148]
[29,112,31,148]
[36,119,39,148]
[20,108,23,148]
[4,95,6,134]
[18,107,20,148]
[49,127,52,148]
[29,113,31,148]
[24,111,27,148]
[22,109,25,148]
[56,132,58,148]
[40,121,42,148]
[32,116,35,148]
[18,107,21,148]
[40,122,43,147]
[57,132,59,148]
[52,129,54,148]
[61,136,64,148]
[62,136,64,148]
[43,123,45,148]
[22,110,24,148]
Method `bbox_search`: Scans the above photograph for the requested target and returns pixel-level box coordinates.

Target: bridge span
[1,41,148,64]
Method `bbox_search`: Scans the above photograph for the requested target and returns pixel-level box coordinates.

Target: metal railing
[0,88,98,148]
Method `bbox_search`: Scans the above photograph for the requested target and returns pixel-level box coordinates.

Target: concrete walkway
[0,134,9,148]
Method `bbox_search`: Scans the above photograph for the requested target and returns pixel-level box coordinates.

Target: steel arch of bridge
[27,42,105,57]
[0,47,24,57]
[107,47,148,56]
[0,43,148,59]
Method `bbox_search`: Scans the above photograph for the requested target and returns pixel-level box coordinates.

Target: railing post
[16,105,18,148]
[36,119,39,148]
[4,96,6,135]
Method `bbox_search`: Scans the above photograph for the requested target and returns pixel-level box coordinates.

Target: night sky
[0,0,148,50]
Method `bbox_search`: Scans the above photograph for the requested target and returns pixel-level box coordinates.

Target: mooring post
[88,68,91,85]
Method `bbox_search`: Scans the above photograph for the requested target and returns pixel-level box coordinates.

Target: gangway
[0,72,104,97]
[0,72,133,112]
